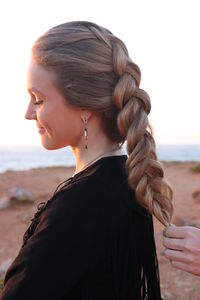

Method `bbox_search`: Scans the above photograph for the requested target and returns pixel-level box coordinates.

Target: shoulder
[37,155,150,232]
[53,174,107,210]
[50,163,125,212]
[36,176,108,230]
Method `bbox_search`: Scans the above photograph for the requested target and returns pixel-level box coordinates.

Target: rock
[192,190,200,203]
[10,187,34,205]
[0,197,10,210]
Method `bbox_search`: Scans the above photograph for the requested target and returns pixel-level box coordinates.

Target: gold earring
[84,119,88,149]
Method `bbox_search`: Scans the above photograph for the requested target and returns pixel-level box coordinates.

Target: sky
[0,0,199,147]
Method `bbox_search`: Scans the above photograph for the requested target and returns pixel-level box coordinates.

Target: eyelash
[33,100,43,106]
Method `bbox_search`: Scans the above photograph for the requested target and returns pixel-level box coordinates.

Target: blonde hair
[32,21,173,226]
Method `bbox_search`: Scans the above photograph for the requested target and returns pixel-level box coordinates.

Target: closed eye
[33,100,43,106]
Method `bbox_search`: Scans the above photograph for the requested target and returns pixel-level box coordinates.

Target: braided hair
[32,21,173,226]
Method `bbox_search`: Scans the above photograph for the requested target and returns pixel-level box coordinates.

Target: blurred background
[0,0,200,172]
[0,0,200,299]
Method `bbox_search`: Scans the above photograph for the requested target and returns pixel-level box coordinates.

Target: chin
[41,139,67,150]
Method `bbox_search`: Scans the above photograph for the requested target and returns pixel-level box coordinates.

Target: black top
[1,155,162,300]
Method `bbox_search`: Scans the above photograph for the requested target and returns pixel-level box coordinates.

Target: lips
[36,124,45,134]
[36,123,44,129]
[38,128,45,134]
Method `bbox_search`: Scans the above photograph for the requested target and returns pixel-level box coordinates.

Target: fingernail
[163,228,167,237]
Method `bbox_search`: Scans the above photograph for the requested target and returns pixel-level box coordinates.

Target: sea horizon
[0,144,200,174]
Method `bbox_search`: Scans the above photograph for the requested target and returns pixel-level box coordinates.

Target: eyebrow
[27,87,45,97]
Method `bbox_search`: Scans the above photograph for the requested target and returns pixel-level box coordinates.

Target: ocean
[0,144,200,174]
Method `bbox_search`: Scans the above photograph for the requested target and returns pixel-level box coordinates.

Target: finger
[163,236,185,251]
[164,225,187,239]
[163,224,176,237]
[163,248,188,263]
[171,260,200,276]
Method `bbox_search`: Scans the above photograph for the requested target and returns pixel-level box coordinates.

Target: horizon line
[0,143,200,149]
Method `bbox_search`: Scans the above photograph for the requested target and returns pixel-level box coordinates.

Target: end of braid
[112,38,173,225]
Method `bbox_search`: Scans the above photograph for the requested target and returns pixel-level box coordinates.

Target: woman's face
[25,60,83,150]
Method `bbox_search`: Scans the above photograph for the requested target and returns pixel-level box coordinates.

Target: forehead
[27,60,56,93]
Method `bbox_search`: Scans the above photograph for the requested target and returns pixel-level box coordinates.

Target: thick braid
[112,38,173,226]
[34,20,173,226]
[83,25,173,225]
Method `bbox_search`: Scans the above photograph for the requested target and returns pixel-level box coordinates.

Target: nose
[25,102,37,120]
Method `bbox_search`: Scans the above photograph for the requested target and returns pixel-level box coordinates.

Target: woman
[0,21,173,299]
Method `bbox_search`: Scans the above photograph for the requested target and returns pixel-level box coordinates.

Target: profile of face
[25,60,86,150]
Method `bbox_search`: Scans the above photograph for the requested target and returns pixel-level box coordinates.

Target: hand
[162,225,200,276]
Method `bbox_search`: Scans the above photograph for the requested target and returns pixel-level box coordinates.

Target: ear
[80,109,93,122]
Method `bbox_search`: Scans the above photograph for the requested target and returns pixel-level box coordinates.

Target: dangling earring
[84,118,88,149]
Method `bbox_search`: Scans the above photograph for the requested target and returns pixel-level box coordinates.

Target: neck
[71,143,125,177]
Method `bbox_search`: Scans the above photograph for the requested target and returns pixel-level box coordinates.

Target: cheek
[37,106,54,129]
[57,113,81,138]
[37,103,82,143]
[51,111,81,141]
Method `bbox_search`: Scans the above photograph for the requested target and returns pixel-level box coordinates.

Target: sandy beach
[0,162,200,299]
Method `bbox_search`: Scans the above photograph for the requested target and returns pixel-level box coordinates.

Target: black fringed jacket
[1,155,163,299]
